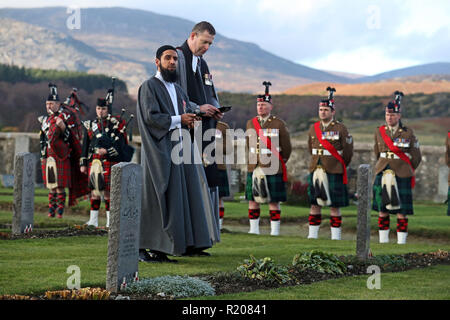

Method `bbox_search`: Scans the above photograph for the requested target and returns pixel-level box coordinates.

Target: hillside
[1,77,448,140]
[0,7,353,95]
[0,17,148,95]
[0,63,127,93]
[284,77,450,96]
[0,80,135,132]
[214,91,450,132]
[357,63,450,82]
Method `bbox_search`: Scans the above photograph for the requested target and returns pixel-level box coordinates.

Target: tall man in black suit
[176,21,224,253]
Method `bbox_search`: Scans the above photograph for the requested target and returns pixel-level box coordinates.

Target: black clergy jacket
[177,40,221,187]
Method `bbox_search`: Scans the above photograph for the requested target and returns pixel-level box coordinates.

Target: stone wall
[218,137,448,203]
[0,133,447,202]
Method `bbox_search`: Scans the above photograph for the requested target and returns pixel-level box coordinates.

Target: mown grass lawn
[1,222,449,297]
[0,188,449,299]
[193,265,450,300]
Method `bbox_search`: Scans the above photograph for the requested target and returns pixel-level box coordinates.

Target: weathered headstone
[222,166,235,201]
[1,174,14,188]
[14,136,30,155]
[356,164,372,261]
[229,169,240,194]
[106,162,142,293]
[438,166,449,202]
[12,152,36,235]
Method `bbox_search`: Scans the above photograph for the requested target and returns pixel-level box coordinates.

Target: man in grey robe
[136,45,214,262]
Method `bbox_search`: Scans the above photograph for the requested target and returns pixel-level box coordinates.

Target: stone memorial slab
[14,136,30,155]
[229,169,240,194]
[356,164,372,261]
[106,162,142,293]
[1,174,14,188]
[438,166,449,202]
[12,152,36,235]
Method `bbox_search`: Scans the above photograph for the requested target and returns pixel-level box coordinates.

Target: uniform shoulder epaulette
[270,116,287,126]
[217,121,230,129]
[332,121,347,129]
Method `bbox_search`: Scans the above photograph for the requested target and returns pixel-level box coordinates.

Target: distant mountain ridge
[0,7,449,95]
[0,7,351,95]
[357,62,450,82]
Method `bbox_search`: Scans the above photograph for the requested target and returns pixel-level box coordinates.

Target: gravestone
[356,164,372,261]
[11,152,36,235]
[14,136,30,155]
[437,166,449,202]
[229,169,240,194]
[221,166,235,201]
[1,174,14,188]
[35,153,44,187]
[106,162,142,293]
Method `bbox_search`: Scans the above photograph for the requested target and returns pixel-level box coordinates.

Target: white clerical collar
[192,55,200,73]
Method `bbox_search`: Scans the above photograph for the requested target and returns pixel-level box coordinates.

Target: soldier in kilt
[245,82,292,236]
[447,132,450,216]
[372,91,421,244]
[80,98,132,228]
[39,84,88,218]
[307,87,353,240]
[216,121,232,230]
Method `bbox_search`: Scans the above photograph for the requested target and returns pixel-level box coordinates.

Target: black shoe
[149,251,178,263]
[194,251,211,256]
[182,248,211,257]
[138,250,179,263]
[139,249,153,262]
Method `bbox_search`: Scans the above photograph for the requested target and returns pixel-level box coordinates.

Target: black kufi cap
[156,45,177,60]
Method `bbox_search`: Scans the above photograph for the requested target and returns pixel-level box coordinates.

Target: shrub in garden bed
[124,275,215,299]
[292,250,347,275]
[236,255,292,284]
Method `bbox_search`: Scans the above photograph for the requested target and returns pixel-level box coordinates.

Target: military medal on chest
[263,128,279,137]
[204,73,213,86]
[394,138,410,148]
[322,130,339,141]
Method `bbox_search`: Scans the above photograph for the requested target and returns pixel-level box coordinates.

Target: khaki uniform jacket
[246,115,292,174]
[446,132,450,184]
[215,121,232,171]
[308,121,353,174]
[373,124,421,178]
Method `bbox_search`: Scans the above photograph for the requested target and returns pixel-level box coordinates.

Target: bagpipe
[95,77,135,162]
[40,84,87,160]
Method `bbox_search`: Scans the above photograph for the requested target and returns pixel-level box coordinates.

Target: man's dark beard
[160,66,177,83]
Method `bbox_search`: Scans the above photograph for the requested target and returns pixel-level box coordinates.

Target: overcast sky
[1,0,449,75]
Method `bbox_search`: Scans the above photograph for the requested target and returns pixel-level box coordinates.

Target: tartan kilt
[307,172,349,208]
[88,155,117,193]
[217,169,230,198]
[245,172,287,203]
[372,171,414,215]
[41,157,71,188]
